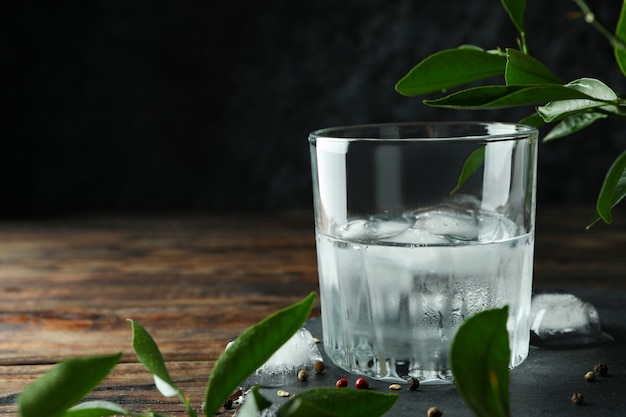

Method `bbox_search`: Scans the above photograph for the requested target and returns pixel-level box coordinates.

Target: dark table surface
[1,207,625,416]
[269,290,626,417]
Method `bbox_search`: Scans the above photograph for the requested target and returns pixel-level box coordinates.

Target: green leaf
[61,400,131,417]
[505,48,561,85]
[204,292,317,417]
[537,78,618,122]
[566,77,620,101]
[129,320,196,416]
[565,77,618,103]
[424,84,594,109]
[395,48,506,96]
[595,150,626,225]
[450,307,510,417]
[538,100,599,123]
[18,352,122,417]
[277,397,337,417]
[614,0,626,77]
[538,100,606,123]
[543,112,607,142]
[501,0,526,35]
[129,320,177,391]
[276,388,397,417]
[236,386,273,417]
[450,146,485,195]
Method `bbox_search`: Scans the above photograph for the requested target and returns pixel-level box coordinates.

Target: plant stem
[177,389,198,417]
[519,31,528,54]
[571,0,626,51]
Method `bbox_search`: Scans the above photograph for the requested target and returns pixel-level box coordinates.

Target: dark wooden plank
[1,361,213,416]
[0,213,321,414]
[0,212,320,366]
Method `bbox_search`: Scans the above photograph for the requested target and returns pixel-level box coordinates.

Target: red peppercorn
[355,377,369,389]
[336,378,349,388]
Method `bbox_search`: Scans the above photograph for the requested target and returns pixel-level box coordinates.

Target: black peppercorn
[313,360,326,374]
[223,399,234,410]
[427,406,443,417]
[571,392,584,405]
[407,377,420,391]
[594,361,608,377]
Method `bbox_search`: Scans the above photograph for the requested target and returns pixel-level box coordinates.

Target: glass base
[326,349,455,384]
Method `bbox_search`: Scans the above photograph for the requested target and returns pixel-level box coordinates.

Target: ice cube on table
[530,292,614,348]
[244,327,322,387]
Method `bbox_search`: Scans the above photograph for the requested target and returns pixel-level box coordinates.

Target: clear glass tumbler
[309,122,538,384]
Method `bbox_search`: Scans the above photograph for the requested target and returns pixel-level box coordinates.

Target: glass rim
[308,121,538,144]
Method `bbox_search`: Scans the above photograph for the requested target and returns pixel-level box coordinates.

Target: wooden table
[1,207,625,416]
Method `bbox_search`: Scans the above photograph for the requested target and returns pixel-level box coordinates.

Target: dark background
[2,0,625,218]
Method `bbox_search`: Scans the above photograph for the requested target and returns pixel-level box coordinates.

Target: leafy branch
[396,0,626,228]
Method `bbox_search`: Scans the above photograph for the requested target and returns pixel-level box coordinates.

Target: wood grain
[0,208,625,415]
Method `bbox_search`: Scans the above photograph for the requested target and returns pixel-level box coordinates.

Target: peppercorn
[584,370,596,382]
[427,406,443,417]
[571,392,584,405]
[407,377,420,391]
[336,378,349,388]
[355,377,369,389]
[314,360,326,374]
[594,361,609,377]
[297,369,309,382]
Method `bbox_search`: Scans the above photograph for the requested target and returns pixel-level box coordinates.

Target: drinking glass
[309,122,538,383]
